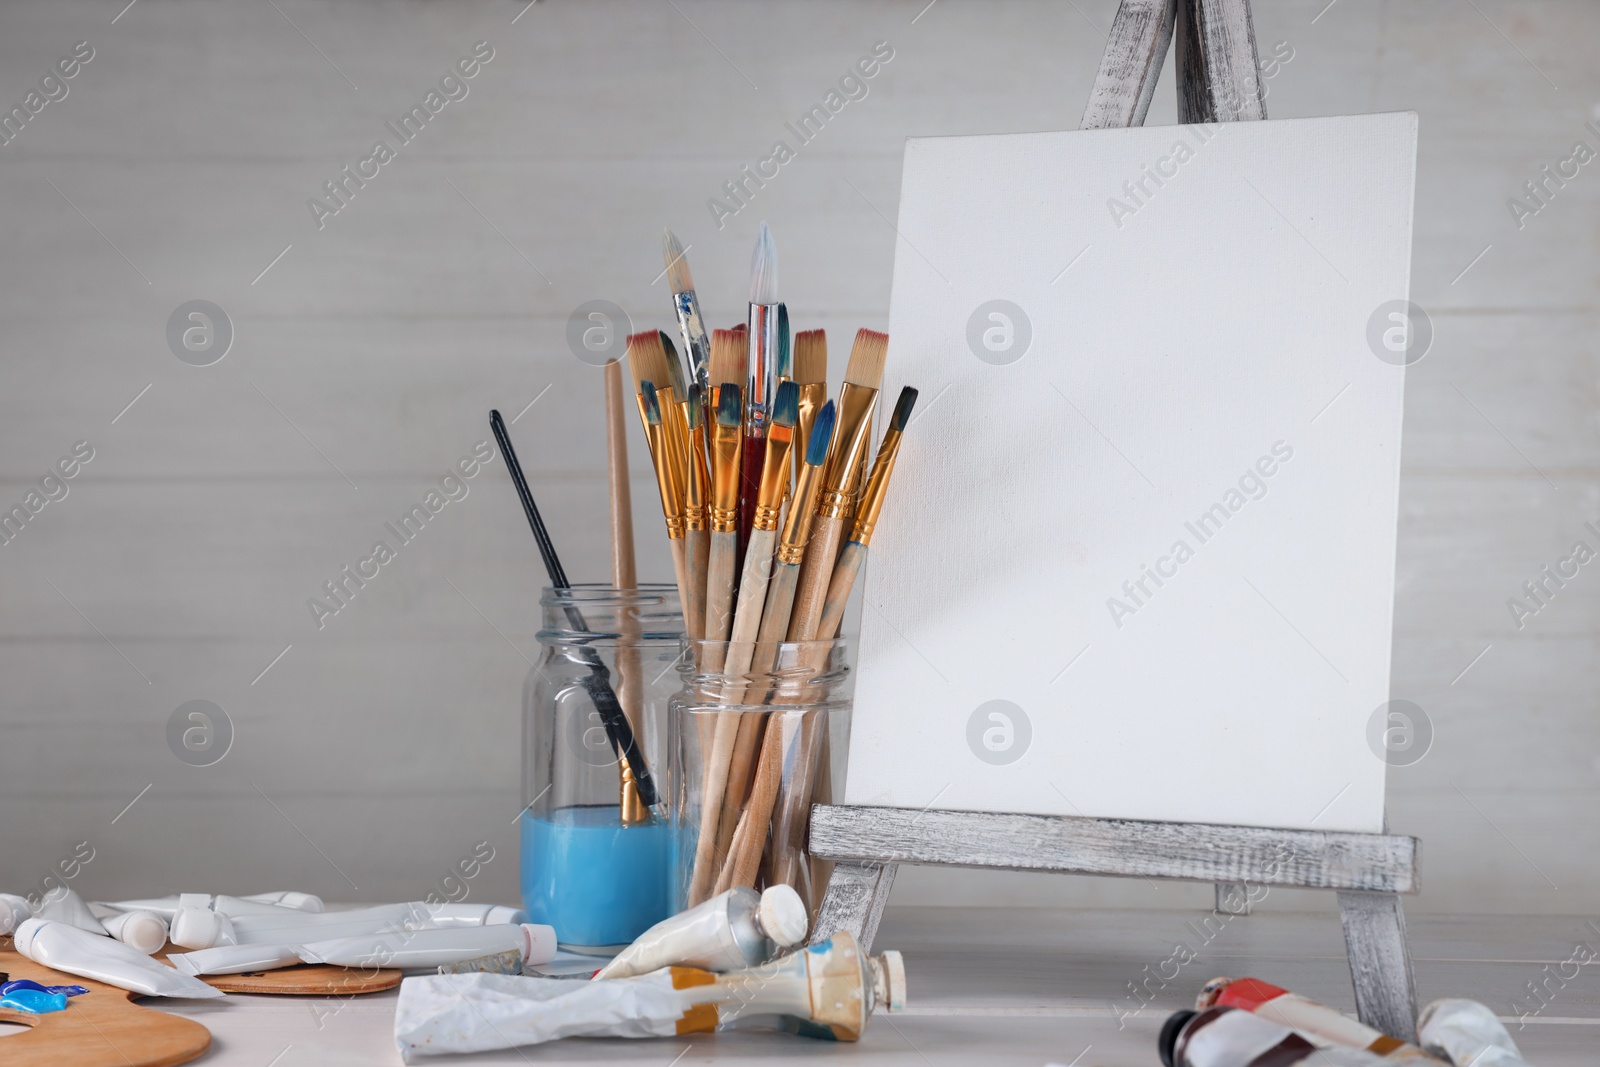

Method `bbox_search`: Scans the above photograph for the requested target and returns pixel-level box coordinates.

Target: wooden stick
[604,360,643,739]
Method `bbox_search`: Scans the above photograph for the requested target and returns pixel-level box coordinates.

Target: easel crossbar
[809,805,1418,894]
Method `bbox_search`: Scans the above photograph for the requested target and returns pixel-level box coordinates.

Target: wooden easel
[807,0,1423,1043]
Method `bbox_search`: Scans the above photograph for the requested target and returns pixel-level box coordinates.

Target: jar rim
[540,582,681,607]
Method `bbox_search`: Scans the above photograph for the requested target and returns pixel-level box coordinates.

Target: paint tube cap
[111,911,170,955]
[486,906,527,926]
[877,950,906,1012]
[170,906,227,950]
[0,894,31,935]
[519,923,558,966]
[1159,1009,1197,1067]
[757,884,807,948]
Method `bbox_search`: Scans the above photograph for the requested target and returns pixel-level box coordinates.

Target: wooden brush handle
[720,704,790,891]
[668,538,693,642]
[788,514,844,641]
[737,435,764,556]
[603,360,637,590]
[818,541,866,641]
[704,532,739,644]
[684,529,709,640]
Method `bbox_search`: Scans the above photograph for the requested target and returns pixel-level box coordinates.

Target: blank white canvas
[846,113,1418,834]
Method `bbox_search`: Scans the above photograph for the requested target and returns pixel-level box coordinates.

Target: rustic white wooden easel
[807,0,1423,1042]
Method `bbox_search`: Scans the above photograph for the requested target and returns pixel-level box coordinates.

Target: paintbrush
[704,329,746,644]
[489,409,657,814]
[740,223,780,556]
[603,358,645,744]
[627,332,696,636]
[715,400,837,894]
[792,329,828,491]
[708,381,800,874]
[786,329,888,644]
[817,386,918,642]
[684,383,712,641]
[663,228,710,394]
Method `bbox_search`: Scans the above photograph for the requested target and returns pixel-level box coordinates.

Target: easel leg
[1337,890,1419,1043]
[811,861,898,953]
[1215,882,1252,915]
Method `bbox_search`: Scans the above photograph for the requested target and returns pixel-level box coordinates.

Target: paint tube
[239,891,324,912]
[594,884,807,980]
[34,886,105,935]
[172,902,432,949]
[1161,1007,1388,1067]
[1417,999,1531,1067]
[13,918,224,999]
[0,892,32,934]
[392,931,905,1062]
[95,892,322,921]
[168,943,305,977]
[418,903,526,927]
[437,948,525,975]
[1197,977,1445,1062]
[96,909,170,955]
[300,923,556,972]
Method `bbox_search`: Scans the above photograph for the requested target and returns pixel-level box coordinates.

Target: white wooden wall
[0,0,1595,917]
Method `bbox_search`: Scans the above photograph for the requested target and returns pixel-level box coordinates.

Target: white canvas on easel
[846,112,1418,835]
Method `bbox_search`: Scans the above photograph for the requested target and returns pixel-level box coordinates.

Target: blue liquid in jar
[520,804,672,952]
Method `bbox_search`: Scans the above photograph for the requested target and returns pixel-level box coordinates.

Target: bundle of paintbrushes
[625,222,920,914]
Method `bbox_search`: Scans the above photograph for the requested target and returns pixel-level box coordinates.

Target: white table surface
[101,907,1596,1066]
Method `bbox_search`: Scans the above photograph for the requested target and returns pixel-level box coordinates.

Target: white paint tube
[35,886,106,935]
[169,906,238,949]
[594,884,807,980]
[1162,1007,1388,1067]
[168,943,304,977]
[172,902,432,949]
[13,919,224,999]
[1417,999,1530,1067]
[239,891,324,912]
[1196,977,1445,1062]
[300,923,556,972]
[95,909,169,954]
[419,903,526,927]
[392,931,904,1062]
[0,893,33,935]
[95,892,322,921]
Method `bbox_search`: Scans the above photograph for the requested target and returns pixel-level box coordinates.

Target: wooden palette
[0,937,403,1067]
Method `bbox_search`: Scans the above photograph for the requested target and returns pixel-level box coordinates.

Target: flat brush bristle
[716,383,743,427]
[750,221,778,305]
[806,401,836,467]
[658,330,688,397]
[793,329,827,385]
[662,228,694,295]
[709,329,744,392]
[687,384,704,428]
[626,330,668,394]
[890,385,918,431]
[776,304,791,379]
[771,380,799,428]
[641,381,662,424]
[844,328,889,390]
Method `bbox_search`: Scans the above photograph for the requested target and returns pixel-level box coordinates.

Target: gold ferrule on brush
[709,417,742,534]
[618,755,648,825]
[752,425,795,533]
[849,425,904,547]
[639,413,685,541]
[658,385,691,523]
[777,460,827,565]
[684,418,710,532]
[816,383,879,519]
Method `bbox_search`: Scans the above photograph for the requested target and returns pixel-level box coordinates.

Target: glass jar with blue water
[523,583,683,955]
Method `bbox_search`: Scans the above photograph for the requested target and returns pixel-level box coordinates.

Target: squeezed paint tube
[13,919,224,999]
[95,892,323,921]
[1162,1007,1388,1067]
[392,931,905,1062]
[168,943,305,977]
[34,887,105,935]
[594,884,807,980]
[1197,977,1446,1062]
[1417,998,1531,1067]
[419,903,526,927]
[172,901,433,949]
[239,891,324,912]
[94,909,170,955]
[0,892,32,934]
[437,948,524,976]
[299,923,556,972]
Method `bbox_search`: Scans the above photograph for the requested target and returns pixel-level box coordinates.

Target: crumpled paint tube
[1417,999,1531,1067]
[300,923,556,972]
[34,887,105,935]
[1161,1006,1388,1066]
[392,932,904,1062]
[0,893,32,935]
[167,944,304,977]
[1197,977,1445,1062]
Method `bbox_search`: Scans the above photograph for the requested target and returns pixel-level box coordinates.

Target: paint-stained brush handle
[817,541,866,641]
